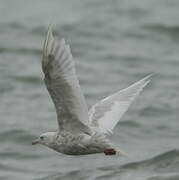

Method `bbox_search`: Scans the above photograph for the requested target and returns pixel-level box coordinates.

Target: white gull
[32,26,152,156]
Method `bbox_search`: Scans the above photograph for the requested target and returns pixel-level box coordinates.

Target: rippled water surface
[0,0,179,179]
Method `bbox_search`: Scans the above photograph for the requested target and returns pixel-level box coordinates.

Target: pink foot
[104,148,116,155]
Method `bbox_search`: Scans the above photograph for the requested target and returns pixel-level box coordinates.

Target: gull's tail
[116,148,128,156]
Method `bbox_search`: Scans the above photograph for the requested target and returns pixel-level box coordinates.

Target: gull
[32,26,152,155]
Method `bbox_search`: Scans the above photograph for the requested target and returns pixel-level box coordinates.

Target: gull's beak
[32,138,39,145]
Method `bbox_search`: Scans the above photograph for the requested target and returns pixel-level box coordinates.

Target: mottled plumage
[32,26,152,156]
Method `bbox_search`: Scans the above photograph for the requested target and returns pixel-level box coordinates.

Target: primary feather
[89,75,152,135]
[42,26,90,134]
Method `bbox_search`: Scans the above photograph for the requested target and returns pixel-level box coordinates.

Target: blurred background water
[0,0,179,179]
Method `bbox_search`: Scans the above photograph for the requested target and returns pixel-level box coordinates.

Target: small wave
[0,129,36,144]
[121,149,179,173]
[12,75,42,84]
[143,24,179,33]
[30,26,46,35]
[0,151,39,160]
[0,47,41,55]
[147,174,179,180]
[119,120,140,128]
[142,24,179,41]
[0,22,26,29]
[0,22,27,33]
[0,163,10,171]
[0,82,14,94]
[36,170,90,180]
[140,105,172,117]
[36,150,179,180]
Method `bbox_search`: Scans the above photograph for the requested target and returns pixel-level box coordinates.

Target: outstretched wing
[89,75,152,135]
[42,26,90,134]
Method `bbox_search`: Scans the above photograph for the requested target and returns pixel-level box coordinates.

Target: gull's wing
[89,75,152,135]
[42,26,90,134]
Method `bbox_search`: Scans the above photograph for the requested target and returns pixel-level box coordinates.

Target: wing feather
[89,75,152,134]
[42,26,90,134]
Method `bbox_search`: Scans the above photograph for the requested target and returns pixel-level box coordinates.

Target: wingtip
[42,24,55,70]
[139,73,154,87]
[46,24,54,42]
[47,23,54,35]
[143,73,154,81]
[44,24,55,51]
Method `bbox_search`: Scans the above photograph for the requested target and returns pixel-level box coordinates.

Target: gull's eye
[40,136,44,140]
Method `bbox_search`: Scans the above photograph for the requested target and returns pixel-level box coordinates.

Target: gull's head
[32,132,56,146]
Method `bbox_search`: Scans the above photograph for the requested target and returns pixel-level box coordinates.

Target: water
[0,0,179,179]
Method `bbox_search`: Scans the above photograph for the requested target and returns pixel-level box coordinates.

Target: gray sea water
[0,0,179,179]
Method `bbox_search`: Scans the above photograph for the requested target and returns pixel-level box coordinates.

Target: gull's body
[32,26,152,155]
